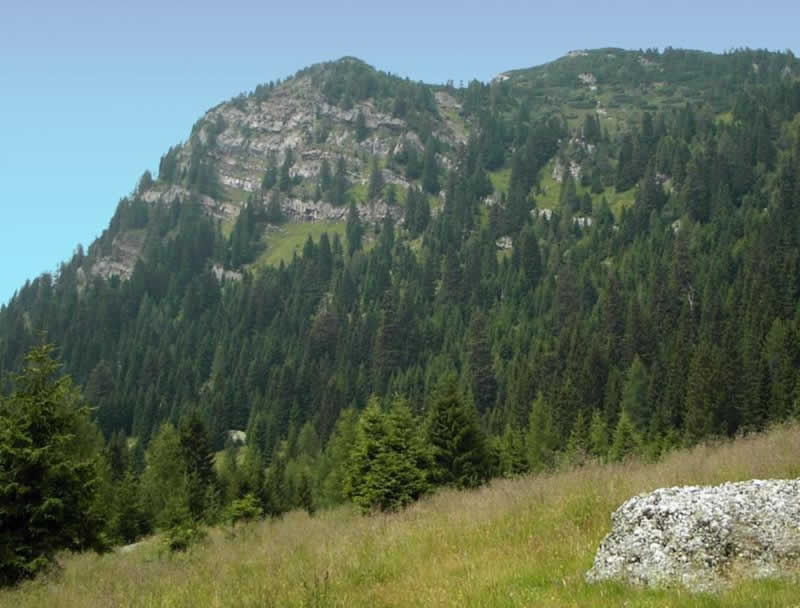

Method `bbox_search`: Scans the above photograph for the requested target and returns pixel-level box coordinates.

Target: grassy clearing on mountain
[4,423,800,607]
[489,168,511,194]
[534,162,634,221]
[255,221,346,267]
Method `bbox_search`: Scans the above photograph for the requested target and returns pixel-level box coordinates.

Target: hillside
[2,424,800,607]
[89,57,466,280]
[1,46,800,577]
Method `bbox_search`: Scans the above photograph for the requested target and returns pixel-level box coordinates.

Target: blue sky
[1,0,798,305]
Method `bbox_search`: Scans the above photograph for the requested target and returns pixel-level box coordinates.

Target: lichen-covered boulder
[586,479,800,591]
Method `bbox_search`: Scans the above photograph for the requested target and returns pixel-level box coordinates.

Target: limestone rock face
[87,60,468,281]
[90,230,147,281]
[586,479,800,591]
[281,198,402,225]
[185,71,466,199]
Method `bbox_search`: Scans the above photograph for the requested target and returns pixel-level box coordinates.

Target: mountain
[89,56,466,280]
[1,47,800,518]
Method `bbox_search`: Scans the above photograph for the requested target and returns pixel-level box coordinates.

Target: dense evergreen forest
[2,47,800,580]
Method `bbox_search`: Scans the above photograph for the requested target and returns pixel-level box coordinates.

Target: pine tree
[527,392,557,471]
[427,377,489,488]
[559,173,580,214]
[318,158,332,195]
[404,142,422,180]
[684,342,716,444]
[517,225,542,290]
[564,410,589,466]
[374,397,429,510]
[367,156,385,201]
[110,472,149,544]
[422,138,440,195]
[262,445,289,518]
[261,158,278,193]
[346,398,387,511]
[414,190,431,234]
[621,355,650,432]
[0,345,107,586]
[345,202,363,256]
[318,408,358,507]
[179,411,217,522]
[609,410,640,462]
[468,311,497,413]
[140,422,188,528]
[297,469,315,516]
[279,147,294,192]
[588,409,610,460]
[332,156,349,205]
[106,430,129,481]
[266,188,283,223]
[355,110,368,142]
[404,186,419,233]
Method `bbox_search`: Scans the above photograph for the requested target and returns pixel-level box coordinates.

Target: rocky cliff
[89,58,469,279]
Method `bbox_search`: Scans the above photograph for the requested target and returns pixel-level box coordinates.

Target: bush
[164,521,207,553]
[225,493,263,527]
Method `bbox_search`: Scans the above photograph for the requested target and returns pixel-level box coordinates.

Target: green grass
[535,161,634,221]
[535,165,562,208]
[716,111,734,125]
[602,185,635,221]
[347,183,368,204]
[221,217,236,239]
[489,168,511,194]
[221,186,250,204]
[4,424,800,607]
[254,221,346,267]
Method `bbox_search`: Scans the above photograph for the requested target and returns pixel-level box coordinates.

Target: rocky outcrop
[184,71,466,198]
[212,264,243,283]
[551,160,581,183]
[281,198,403,225]
[89,62,467,282]
[90,230,147,281]
[141,185,237,221]
[586,479,800,591]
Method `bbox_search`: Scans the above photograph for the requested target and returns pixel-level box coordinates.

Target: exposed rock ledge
[586,479,800,591]
[281,198,403,225]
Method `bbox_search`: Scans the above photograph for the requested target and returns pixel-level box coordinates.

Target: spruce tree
[140,422,189,528]
[527,392,557,471]
[332,156,348,205]
[374,397,429,510]
[179,411,217,522]
[468,311,497,413]
[621,355,650,432]
[421,138,440,195]
[346,398,387,512]
[266,188,283,224]
[0,345,107,586]
[427,377,489,489]
[345,202,363,256]
[367,156,385,201]
[609,410,640,462]
[355,110,368,142]
[588,409,610,460]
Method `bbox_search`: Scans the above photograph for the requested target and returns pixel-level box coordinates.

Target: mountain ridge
[84,47,799,282]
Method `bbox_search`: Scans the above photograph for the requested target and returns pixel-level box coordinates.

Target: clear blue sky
[1,0,798,305]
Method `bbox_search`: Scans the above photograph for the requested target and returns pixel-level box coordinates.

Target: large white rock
[586,479,800,591]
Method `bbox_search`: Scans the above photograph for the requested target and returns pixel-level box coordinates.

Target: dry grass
[4,424,800,607]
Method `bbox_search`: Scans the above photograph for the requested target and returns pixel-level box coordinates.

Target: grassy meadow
[254,222,347,268]
[4,424,800,607]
